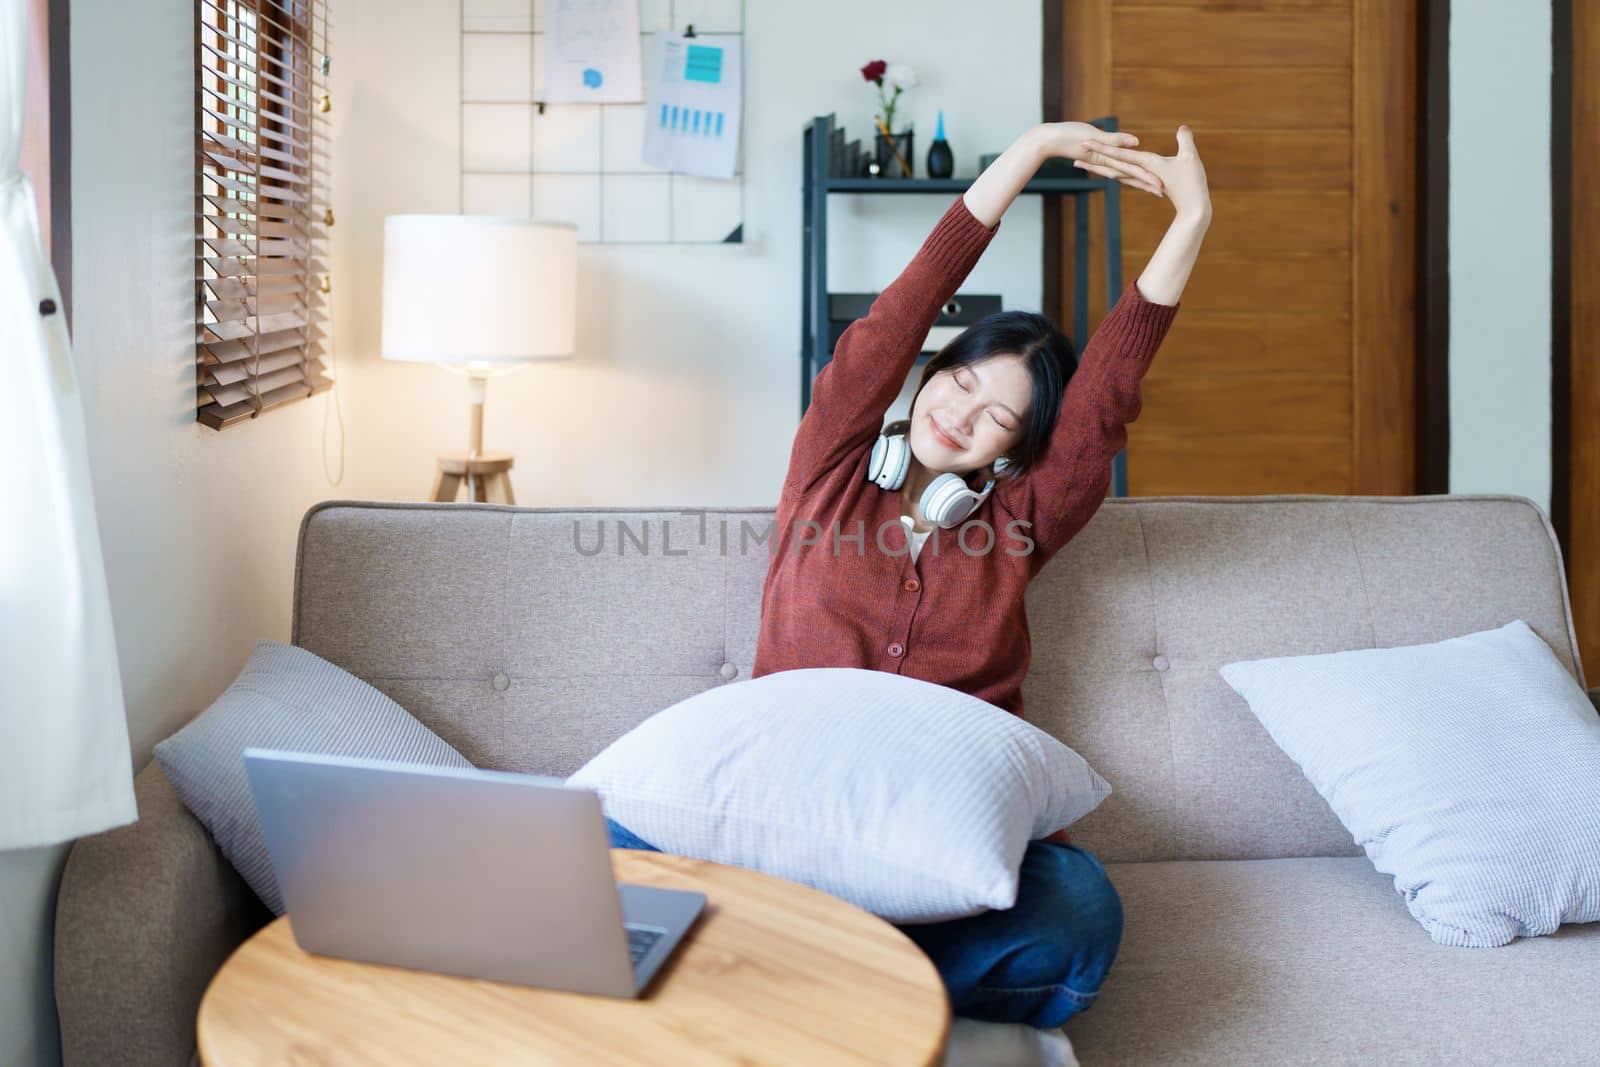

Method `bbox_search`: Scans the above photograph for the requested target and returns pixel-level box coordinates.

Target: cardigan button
[887,643,904,658]
[1152,655,1170,672]
[492,672,511,691]
[718,662,739,681]
[904,578,920,592]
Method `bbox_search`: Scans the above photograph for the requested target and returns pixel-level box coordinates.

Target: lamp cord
[320,326,346,487]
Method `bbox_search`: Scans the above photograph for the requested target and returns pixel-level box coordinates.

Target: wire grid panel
[459,0,745,245]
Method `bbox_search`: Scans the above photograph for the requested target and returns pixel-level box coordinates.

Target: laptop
[240,748,706,998]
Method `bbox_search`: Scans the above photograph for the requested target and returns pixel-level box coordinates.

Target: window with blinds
[195,0,330,430]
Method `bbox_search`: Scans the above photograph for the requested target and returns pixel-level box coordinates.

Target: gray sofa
[56,495,1600,1066]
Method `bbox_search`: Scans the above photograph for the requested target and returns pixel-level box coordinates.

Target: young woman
[609,121,1210,1034]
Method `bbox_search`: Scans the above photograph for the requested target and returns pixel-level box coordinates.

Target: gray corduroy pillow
[153,640,472,915]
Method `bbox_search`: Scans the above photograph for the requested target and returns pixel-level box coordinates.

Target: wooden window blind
[195,0,330,430]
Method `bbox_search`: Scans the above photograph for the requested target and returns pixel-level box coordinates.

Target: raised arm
[1079,125,1211,303]
[782,196,997,500]
[783,124,1165,501]
[996,126,1210,553]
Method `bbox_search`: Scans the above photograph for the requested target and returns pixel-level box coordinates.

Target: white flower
[886,64,919,91]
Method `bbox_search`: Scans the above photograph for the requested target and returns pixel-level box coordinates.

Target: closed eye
[956,371,1017,431]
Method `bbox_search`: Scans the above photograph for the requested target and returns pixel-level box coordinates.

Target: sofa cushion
[568,666,1111,923]
[1067,858,1600,1066]
[153,640,473,915]
[1219,619,1600,947]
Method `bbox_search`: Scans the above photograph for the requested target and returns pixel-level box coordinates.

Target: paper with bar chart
[642,31,741,181]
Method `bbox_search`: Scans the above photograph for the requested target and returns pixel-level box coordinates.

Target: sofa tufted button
[718,662,738,681]
[492,671,511,691]
[887,642,904,658]
[904,577,921,592]
[1152,655,1170,673]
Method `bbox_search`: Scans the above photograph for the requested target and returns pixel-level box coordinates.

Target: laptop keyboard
[626,924,666,966]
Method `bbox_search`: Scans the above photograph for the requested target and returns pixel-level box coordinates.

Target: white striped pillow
[568,667,1111,923]
[1220,619,1600,947]
[153,640,472,915]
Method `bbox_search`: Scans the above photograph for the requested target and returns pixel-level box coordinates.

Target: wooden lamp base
[431,451,516,503]
[431,372,516,503]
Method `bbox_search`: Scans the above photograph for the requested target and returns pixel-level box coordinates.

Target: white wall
[1,2,342,1063]
[1449,0,1553,507]
[327,0,1043,507]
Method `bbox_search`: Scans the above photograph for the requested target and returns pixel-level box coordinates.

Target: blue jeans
[605,818,1122,1028]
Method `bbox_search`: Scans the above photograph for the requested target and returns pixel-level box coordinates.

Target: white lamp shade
[381,215,577,364]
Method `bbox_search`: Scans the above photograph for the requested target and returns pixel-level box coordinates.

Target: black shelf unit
[801,113,1130,496]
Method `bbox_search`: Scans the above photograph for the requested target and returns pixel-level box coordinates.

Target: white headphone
[866,430,1011,529]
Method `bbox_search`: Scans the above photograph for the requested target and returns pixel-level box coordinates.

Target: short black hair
[884,310,1077,483]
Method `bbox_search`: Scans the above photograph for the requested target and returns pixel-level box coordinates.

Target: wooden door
[1568,0,1598,675]
[1057,0,1416,495]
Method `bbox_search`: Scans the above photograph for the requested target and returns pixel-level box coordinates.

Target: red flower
[860,59,887,83]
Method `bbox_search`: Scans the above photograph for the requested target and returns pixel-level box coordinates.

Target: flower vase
[873,126,914,179]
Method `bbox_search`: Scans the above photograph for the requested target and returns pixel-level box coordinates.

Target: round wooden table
[197,850,950,1066]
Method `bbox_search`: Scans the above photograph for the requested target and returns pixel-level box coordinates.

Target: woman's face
[908,354,1032,476]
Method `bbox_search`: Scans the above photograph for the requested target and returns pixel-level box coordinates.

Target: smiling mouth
[931,418,964,450]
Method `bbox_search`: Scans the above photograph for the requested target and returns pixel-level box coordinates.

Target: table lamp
[381,215,577,503]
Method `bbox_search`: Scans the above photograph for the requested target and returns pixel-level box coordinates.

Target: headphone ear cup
[867,433,910,491]
[921,472,997,528]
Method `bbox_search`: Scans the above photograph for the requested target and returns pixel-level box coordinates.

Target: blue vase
[927,110,954,179]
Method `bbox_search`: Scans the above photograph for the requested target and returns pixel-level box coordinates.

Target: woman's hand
[1077,125,1212,224]
[962,121,1166,229]
[1109,127,1209,305]
[965,122,1160,228]
[1032,121,1163,197]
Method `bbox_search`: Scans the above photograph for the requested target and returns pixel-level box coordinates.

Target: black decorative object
[874,126,914,178]
[926,110,953,179]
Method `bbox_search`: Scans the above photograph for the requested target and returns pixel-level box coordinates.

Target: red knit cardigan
[750,194,1179,718]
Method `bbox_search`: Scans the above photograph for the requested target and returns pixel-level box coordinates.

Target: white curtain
[0,0,135,848]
